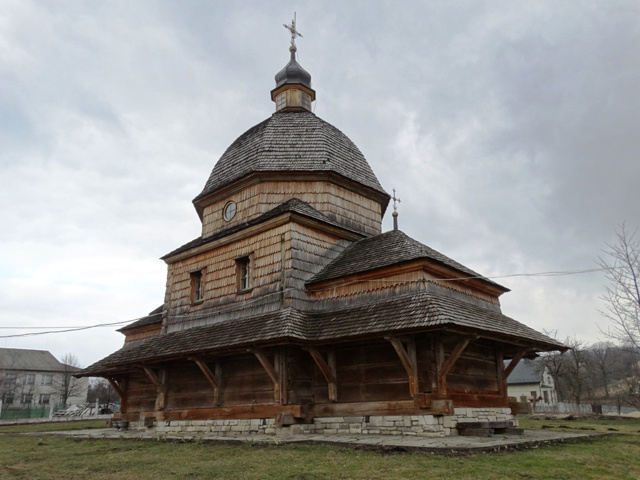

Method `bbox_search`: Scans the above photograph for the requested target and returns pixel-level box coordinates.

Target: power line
[0,266,606,338]
[0,320,137,339]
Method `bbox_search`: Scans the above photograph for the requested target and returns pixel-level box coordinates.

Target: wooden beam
[106,376,124,398]
[191,358,221,406]
[306,347,337,402]
[437,336,474,395]
[496,346,506,397]
[386,336,419,396]
[142,367,162,389]
[249,348,280,403]
[141,367,166,410]
[276,349,288,405]
[503,350,526,379]
[106,376,127,412]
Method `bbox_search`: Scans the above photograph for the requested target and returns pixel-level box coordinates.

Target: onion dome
[270,45,316,112]
[274,46,313,90]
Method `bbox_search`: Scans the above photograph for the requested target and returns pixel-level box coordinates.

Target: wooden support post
[276,349,288,405]
[503,350,526,379]
[386,336,419,396]
[249,348,280,403]
[142,367,166,411]
[192,358,221,406]
[437,336,474,395]
[106,376,127,413]
[496,346,506,397]
[307,347,337,402]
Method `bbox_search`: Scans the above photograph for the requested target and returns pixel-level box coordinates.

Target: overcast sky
[2,1,639,368]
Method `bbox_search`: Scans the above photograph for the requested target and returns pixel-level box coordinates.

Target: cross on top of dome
[283,12,303,50]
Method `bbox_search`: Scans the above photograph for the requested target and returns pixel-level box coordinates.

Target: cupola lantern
[271,13,316,112]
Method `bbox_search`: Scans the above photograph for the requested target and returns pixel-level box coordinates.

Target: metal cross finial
[391,189,401,231]
[283,12,303,47]
[392,188,401,212]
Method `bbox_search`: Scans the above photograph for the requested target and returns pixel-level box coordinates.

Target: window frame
[23,373,35,385]
[235,254,253,293]
[41,373,53,386]
[22,393,33,405]
[223,201,237,221]
[39,393,51,405]
[190,269,205,305]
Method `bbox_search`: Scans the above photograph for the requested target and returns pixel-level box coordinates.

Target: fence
[0,406,59,420]
[533,402,638,415]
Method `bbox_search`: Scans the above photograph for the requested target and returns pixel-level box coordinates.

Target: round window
[223,201,237,221]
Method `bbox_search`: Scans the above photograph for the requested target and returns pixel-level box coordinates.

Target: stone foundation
[125,408,515,438]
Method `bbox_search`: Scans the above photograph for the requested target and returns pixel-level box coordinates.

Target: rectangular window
[190,270,204,304]
[236,255,252,291]
[543,390,549,404]
[5,373,16,385]
[24,374,35,385]
[3,393,14,405]
[41,374,53,386]
[22,393,33,404]
[39,394,51,405]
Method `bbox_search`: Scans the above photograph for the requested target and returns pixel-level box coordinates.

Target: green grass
[1,417,639,479]
[519,414,640,435]
[0,419,107,433]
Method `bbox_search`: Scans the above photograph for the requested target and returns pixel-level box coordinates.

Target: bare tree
[589,342,617,398]
[598,224,640,407]
[55,353,84,408]
[598,223,640,349]
[87,378,117,405]
[562,337,593,407]
[0,350,18,406]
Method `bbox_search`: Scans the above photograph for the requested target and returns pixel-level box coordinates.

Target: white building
[505,358,557,407]
[0,348,88,411]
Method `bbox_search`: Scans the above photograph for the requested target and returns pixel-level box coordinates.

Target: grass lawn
[0,419,106,433]
[1,416,639,479]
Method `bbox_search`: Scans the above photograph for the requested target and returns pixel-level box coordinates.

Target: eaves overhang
[192,171,391,220]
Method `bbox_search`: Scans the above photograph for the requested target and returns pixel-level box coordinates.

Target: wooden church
[79,20,565,437]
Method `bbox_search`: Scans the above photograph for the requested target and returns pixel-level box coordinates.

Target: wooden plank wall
[163,222,358,332]
[308,269,499,307]
[288,224,351,309]
[434,335,500,395]
[166,361,216,409]
[311,341,412,404]
[201,181,382,238]
[125,371,156,413]
[120,337,503,416]
[123,324,162,344]
[164,225,292,332]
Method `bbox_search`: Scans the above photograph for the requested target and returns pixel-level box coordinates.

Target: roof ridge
[307,229,505,289]
[162,197,362,260]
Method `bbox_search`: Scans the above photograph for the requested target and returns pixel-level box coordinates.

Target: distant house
[0,348,88,410]
[505,358,557,407]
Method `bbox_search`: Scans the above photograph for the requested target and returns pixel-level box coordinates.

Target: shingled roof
[118,306,163,332]
[78,290,564,377]
[194,111,388,203]
[163,198,363,260]
[308,229,507,290]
